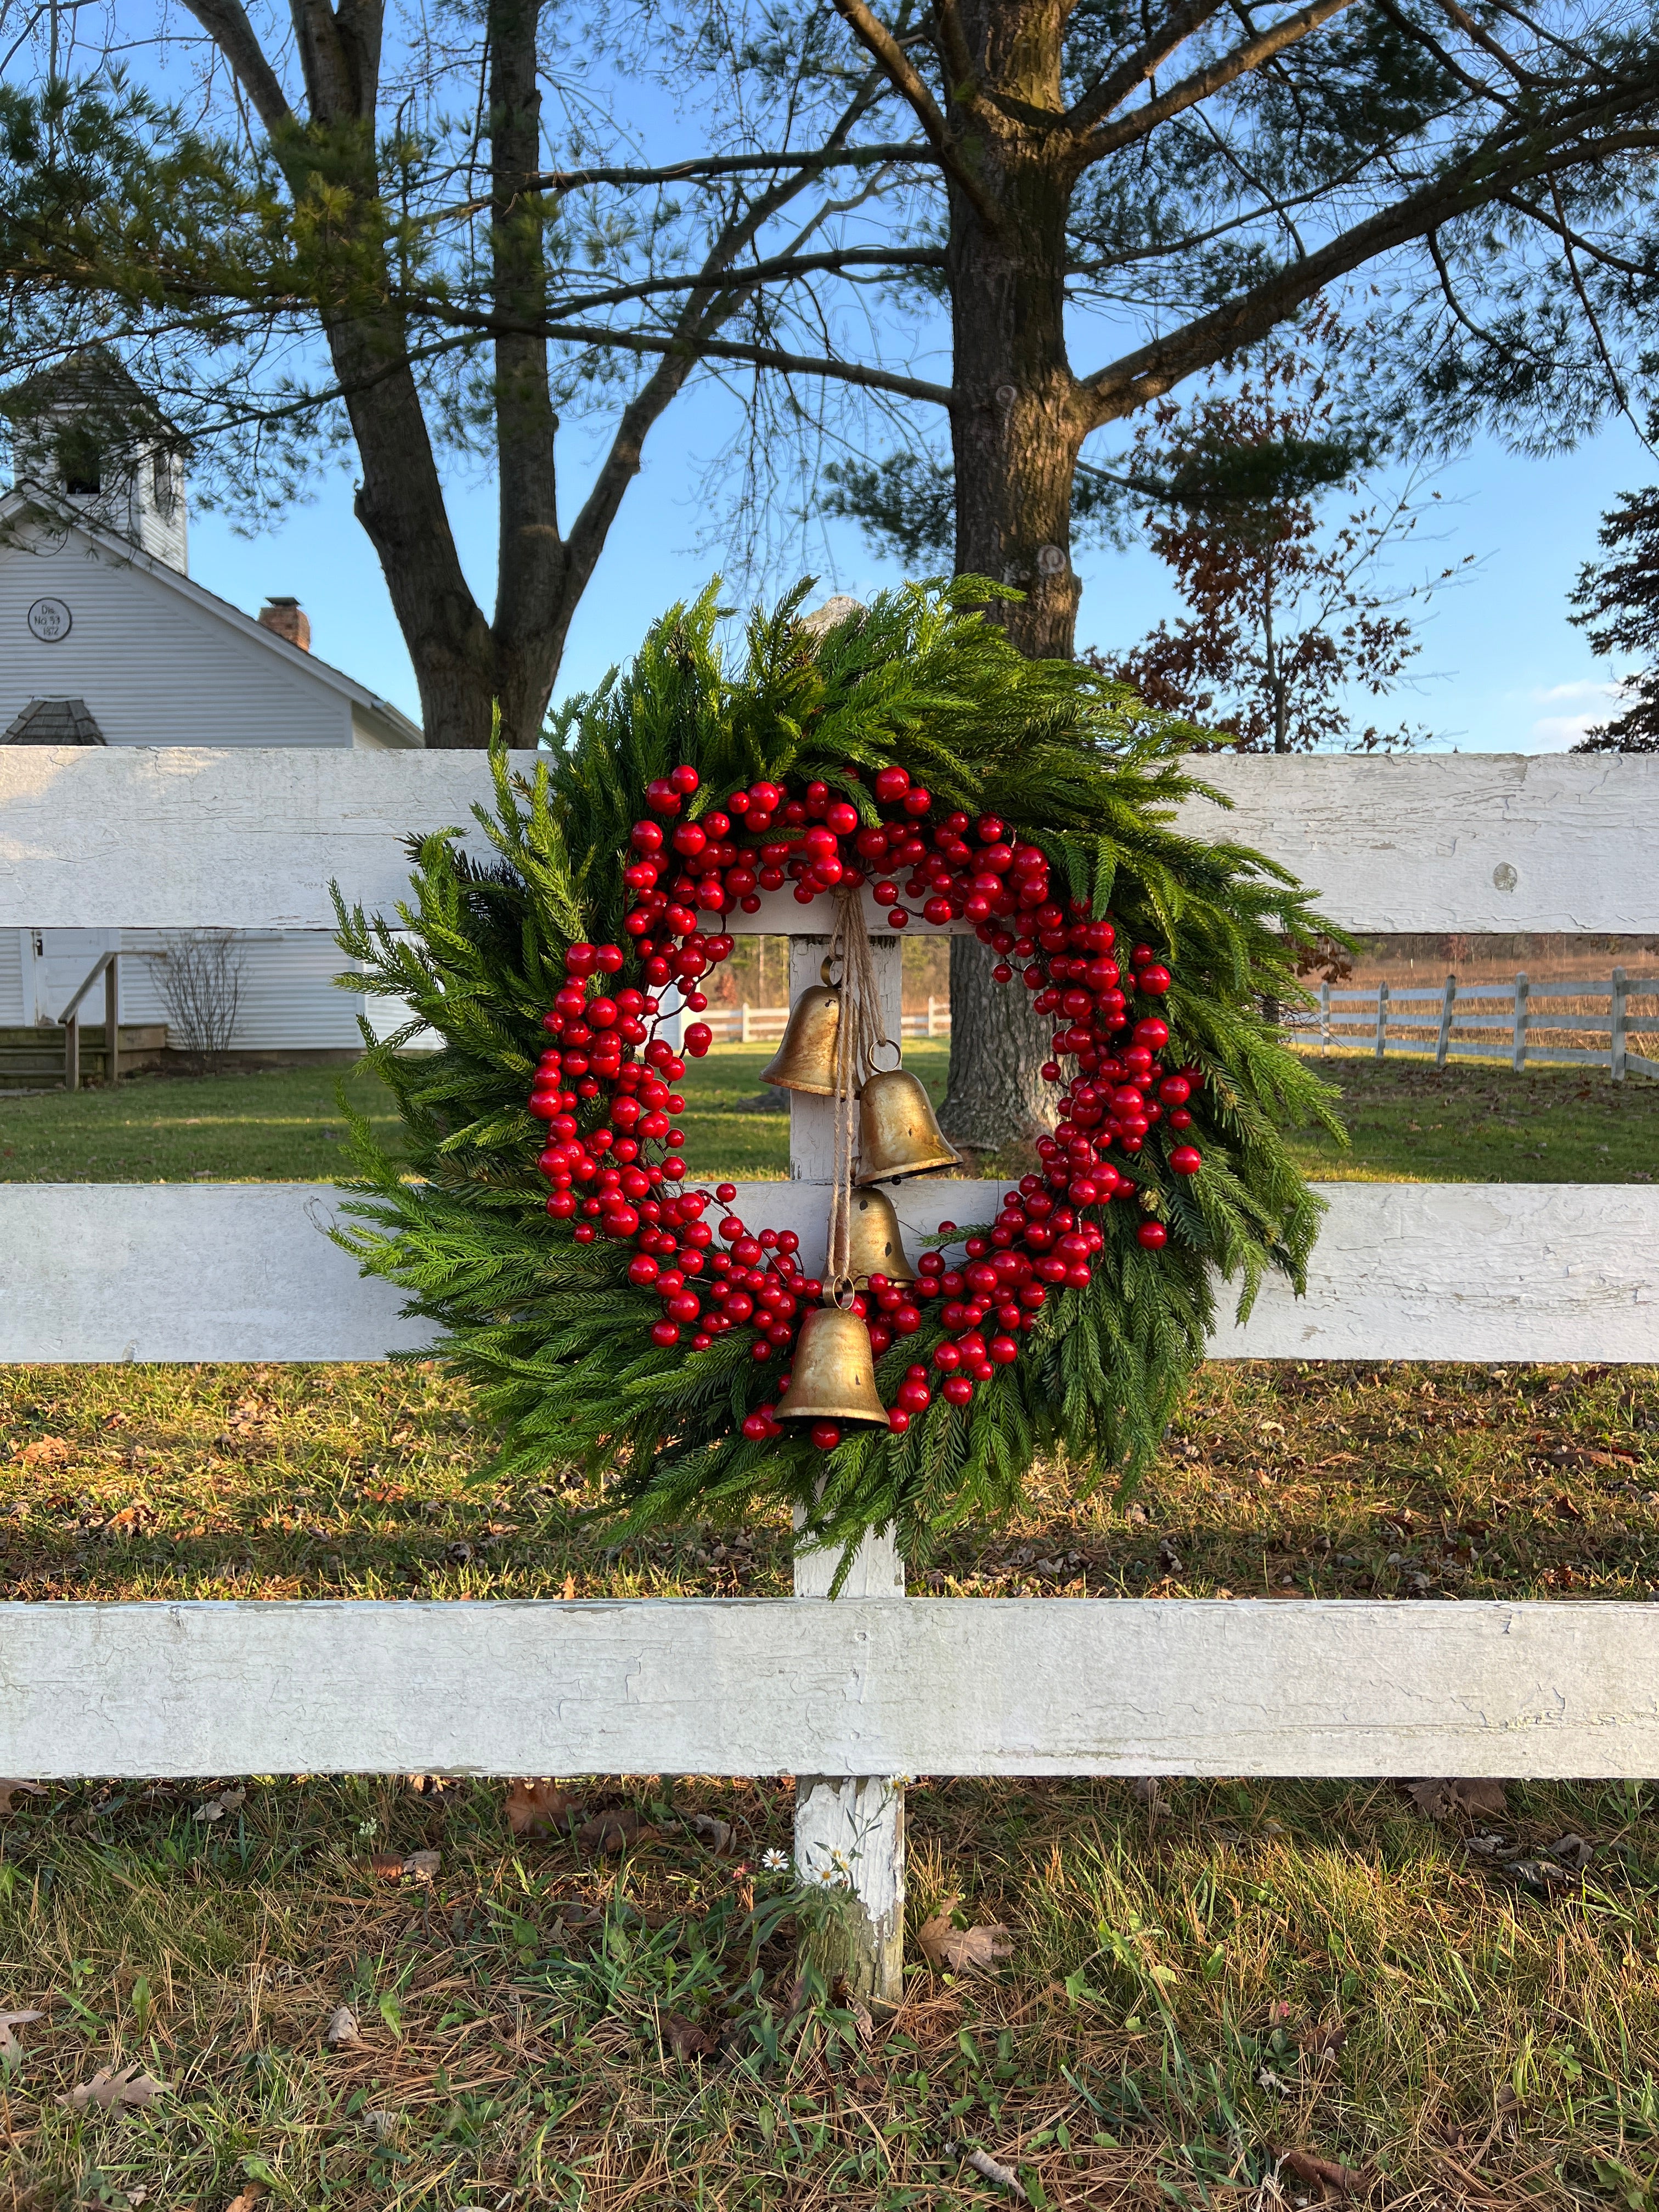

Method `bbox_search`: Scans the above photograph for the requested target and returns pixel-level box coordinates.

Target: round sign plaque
[26,597,72,642]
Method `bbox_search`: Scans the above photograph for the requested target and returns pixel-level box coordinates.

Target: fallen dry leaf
[916,1896,1013,1975]
[57,2062,168,2112]
[403,1849,441,1884]
[684,1812,735,1855]
[193,1786,247,1824]
[576,1807,658,1854]
[1407,1778,1509,1822]
[1549,1831,1595,1872]
[505,1778,577,1838]
[0,2009,44,2055]
[0,1780,45,1818]
[663,2011,720,2062]
[1278,2147,1374,2200]
[222,2185,267,2212]
[369,1853,405,1882]
[324,2005,360,2047]
[18,1436,70,1470]
[942,2139,1027,2200]
[1296,2018,1348,2062]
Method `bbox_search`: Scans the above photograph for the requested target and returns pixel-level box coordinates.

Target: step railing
[55,949,120,1092]
[706,996,952,1045]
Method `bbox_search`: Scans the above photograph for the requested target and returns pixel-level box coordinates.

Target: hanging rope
[823,888,891,1305]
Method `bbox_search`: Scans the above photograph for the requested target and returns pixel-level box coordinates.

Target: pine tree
[1569,477,1659,753]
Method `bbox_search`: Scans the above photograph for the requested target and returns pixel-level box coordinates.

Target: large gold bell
[856,1068,960,1183]
[846,1187,915,1285]
[760,980,841,1095]
[777,1305,889,1425]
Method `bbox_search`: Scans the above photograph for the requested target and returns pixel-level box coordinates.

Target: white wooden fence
[2,748,1657,1989]
[1311,972,1659,1076]
[695,996,950,1046]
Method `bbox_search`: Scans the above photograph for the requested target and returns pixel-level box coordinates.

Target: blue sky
[188,368,1647,755]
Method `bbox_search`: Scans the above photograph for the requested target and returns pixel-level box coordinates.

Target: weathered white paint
[2,1180,1651,1364]
[1205,1181,1659,1362]
[0,501,419,753]
[0,1184,433,1363]
[0,1596,1655,1779]
[5,750,1658,932]
[1172,752,1659,932]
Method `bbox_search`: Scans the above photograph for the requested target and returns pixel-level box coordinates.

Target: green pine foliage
[333,578,1345,1573]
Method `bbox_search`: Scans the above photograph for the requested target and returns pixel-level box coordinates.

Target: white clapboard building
[1,358,424,1058]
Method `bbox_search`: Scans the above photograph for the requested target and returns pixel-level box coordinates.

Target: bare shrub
[157,929,245,1073]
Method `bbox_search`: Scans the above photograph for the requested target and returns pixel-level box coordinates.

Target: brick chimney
[258,595,311,651]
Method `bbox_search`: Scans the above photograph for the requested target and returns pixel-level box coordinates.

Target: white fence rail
[701,997,951,1045]
[1308,971,1659,1077]
[2,752,1658,1886]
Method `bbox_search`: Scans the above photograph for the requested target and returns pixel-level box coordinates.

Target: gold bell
[855,1067,960,1183]
[760,969,841,1096]
[776,1305,890,1426]
[846,1187,915,1285]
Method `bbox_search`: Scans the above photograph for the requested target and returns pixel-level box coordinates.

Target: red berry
[1138,963,1172,995]
[941,1374,974,1406]
[888,907,910,929]
[685,1022,713,1057]
[874,764,910,803]
[629,1255,660,1286]
[742,1412,771,1440]
[1158,1075,1190,1105]
[1136,1220,1167,1249]
[1170,1144,1201,1175]
[669,764,699,794]
[594,944,624,973]
[932,1341,962,1372]
[651,1318,680,1346]
[888,1408,911,1434]
[630,820,664,853]
[715,1183,738,1204]
[646,778,681,815]
[810,1422,842,1451]
[565,942,597,975]
[992,962,1013,984]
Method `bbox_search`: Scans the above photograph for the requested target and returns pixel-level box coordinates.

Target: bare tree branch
[520,141,935,199]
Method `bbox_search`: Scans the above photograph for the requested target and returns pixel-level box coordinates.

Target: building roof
[2,696,107,744]
[0,487,424,748]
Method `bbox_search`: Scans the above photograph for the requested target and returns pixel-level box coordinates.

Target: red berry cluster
[527,760,1204,1446]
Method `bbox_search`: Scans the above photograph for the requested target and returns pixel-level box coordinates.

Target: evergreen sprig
[333,579,1346,1571]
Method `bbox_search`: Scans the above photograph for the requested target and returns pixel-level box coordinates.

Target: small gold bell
[759,969,841,1096]
[855,1067,960,1183]
[845,1187,915,1285]
[776,1305,890,1425]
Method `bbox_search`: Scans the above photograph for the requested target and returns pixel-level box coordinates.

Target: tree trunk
[938,0,1084,1145]
[488,0,566,747]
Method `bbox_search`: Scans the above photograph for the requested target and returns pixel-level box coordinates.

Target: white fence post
[1513,970,1530,1073]
[1612,966,1628,1081]
[1373,979,1389,1062]
[1435,973,1455,1070]
[741,1001,752,1045]
[1319,977,1330,1052]
[926,994,938,1038]
[786,928,908,2006]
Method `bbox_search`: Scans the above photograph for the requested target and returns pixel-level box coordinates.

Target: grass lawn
[3,1042,1658,2205]
[1,1357,1657,2204]
[2,1042,1655,1186]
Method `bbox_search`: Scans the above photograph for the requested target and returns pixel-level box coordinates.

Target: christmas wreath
[336,581,1343,1569]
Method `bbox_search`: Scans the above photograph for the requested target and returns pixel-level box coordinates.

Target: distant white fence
[702,996,950,1045]
[1307,970,1659,1077]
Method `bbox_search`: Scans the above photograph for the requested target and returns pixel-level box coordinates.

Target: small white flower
[761,1848,790,1872]
[357,1818,378,1839]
